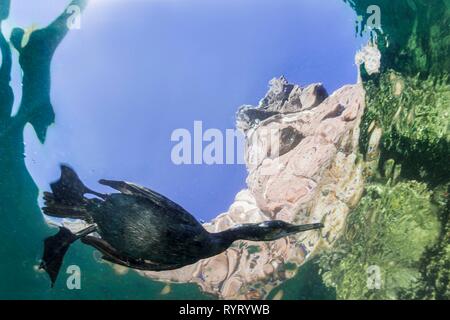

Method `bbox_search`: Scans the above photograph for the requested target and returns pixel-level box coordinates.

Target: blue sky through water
[5,0,363,221]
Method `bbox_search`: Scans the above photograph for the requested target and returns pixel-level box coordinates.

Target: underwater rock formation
[141,76,366,299]
[142,0,450,301]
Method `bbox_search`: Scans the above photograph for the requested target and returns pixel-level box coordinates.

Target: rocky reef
[141,73,367,299]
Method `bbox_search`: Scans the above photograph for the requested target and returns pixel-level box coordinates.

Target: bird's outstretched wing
[98,179,190,215]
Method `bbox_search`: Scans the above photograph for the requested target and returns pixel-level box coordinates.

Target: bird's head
[224,220,324,242]
[248,220,324,241]
[209,220,324,258]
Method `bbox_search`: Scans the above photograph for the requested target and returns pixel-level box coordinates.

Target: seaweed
[314,0,450,300]
[318,180,441,299]
[344,0,450,79]
[359,72,449,186]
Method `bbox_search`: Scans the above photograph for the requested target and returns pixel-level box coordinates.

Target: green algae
[345,0,450,79]
[318,180,441,299]
[246,245,262,254]
[399,183,449,299]
[359,72,450,185]
[310,0,450,300]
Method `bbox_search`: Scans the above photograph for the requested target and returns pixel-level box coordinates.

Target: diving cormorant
[41,165,324,286]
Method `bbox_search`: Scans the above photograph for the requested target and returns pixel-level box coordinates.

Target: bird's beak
[288,223,324,234]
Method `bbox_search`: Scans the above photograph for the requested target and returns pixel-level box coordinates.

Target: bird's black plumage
[41,165,324,286]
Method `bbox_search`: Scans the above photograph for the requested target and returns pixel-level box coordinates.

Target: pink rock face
[246,84,365,217]
[141,79,366,299]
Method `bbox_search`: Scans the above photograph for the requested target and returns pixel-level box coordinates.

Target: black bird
[41,165,324,286]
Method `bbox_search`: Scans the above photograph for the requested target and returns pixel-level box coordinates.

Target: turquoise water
[0,0,209,299]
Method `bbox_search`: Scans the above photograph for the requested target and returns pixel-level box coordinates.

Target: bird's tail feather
[42,165,103,220]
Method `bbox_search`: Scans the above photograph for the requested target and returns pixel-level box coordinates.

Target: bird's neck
[207,225,261,257]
